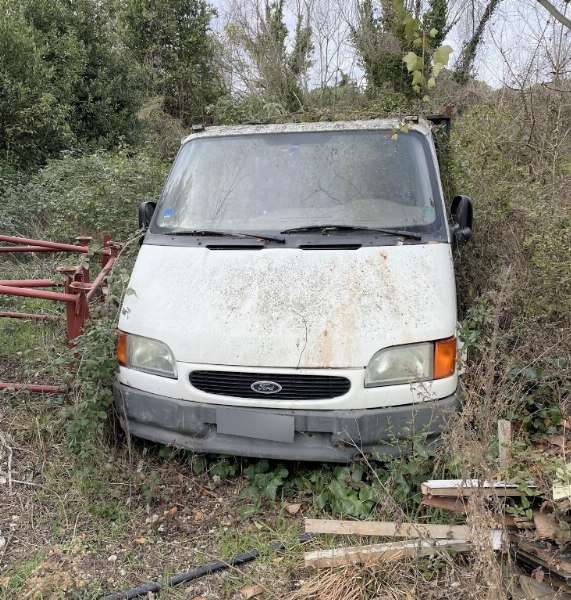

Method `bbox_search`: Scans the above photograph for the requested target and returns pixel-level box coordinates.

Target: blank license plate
[216,407,295,443]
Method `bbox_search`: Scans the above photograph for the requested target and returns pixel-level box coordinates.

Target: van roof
[181,118,433,145]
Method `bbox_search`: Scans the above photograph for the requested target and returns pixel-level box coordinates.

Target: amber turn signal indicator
[117,331,127,366]
[434,337,456,379]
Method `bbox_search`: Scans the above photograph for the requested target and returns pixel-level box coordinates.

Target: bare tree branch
[535,0,571,31]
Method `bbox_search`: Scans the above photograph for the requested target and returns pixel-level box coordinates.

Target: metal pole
[0,279,61,288]
[86,256,117,302]
[0,235,88,254]
[0,383,66,393]
[0,246,56,253]
[0,285,77,304]
[0,312,58,321]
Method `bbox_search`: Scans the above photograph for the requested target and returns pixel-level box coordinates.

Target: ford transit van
[114,119,473,462]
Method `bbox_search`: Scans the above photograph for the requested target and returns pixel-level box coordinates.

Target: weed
[187,453,239,478]
[243,460,290,502]
[57,247,136,458]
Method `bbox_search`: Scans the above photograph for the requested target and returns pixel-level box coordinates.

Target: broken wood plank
[421,495,468,514]
[305,530,505,569]
[421,479,528,497]
[515,538,571,580]
[498,419,512,471]
[304,539,472,569]
[421,495,531,528]
[304,519,471,540]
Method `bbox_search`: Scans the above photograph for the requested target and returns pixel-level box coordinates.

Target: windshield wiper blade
[280,224,422,240]
[169,229,285,244]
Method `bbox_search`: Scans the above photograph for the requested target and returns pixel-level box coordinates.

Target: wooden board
[421,495,468,514]
[516,538,571,579]
[304,539,472,569]
[421,496,526,528]
[304,519,472,540]
[421,479,526,497]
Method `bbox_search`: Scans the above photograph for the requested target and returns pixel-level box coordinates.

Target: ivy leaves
[403,43,453,100]
[399,4,453,102]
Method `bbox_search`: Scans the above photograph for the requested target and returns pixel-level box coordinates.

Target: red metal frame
[0,234,90,254]
[0,311,58,321]
[0,246,58,253]
[0,279,61,288]
[0,234,121,393]
[0,383,66,393]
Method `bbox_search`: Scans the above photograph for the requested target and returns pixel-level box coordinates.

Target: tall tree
[119,0,224,124]
[0,0,144,166]
[227,0,313,112]
[454,0,503,83]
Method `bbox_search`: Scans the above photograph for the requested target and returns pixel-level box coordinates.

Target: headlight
[365,338,457,387]
[117,331,177,379]
[365,342,433,387]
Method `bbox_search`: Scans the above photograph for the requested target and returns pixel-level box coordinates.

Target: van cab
[114,119,473,462]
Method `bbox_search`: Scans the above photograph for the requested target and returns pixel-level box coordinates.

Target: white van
[114,119,473,462]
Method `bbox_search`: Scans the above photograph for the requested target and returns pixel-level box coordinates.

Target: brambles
[1,150,169,241]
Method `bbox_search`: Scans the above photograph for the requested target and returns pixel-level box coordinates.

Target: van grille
[189,371,351,400]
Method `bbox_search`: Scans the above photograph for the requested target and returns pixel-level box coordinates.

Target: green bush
[0,0,147,168]
[1,149,169,241]
[452,100,571,331]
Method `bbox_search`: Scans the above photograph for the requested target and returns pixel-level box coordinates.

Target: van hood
[120,244,457,369]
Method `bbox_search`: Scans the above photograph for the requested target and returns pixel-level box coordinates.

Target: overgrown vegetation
[1,0,570,598]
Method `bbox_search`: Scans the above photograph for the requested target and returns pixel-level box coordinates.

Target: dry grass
[291,553,500,600]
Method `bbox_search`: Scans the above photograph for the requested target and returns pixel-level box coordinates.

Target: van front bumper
[113,383,460,462]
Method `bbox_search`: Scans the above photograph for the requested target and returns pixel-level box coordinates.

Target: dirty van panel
[120,243,456,369]
[116,119,465,461]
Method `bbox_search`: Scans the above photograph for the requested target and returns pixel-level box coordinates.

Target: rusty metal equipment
[0,234,121,393]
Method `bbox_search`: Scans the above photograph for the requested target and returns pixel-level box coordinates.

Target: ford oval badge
[251,381,282,394]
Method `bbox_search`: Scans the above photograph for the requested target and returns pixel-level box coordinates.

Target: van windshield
[153,130,442,234]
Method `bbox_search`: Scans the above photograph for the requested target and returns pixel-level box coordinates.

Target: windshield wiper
[168,229,285,244]
[280,224,422,240]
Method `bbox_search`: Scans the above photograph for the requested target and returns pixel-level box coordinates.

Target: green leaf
[432,45,453,67]
[427,77,436,89]
[329,478,350,501]
[412,70,424,86]
[403,52,421,73]
[432,63,443,78]
[429,28,438,38]
[359,486,376,503]
[255,459,269,474]
[264,481,278,500]
[351,466,364,482]
[314,492,327,509]
[191,455,207,474]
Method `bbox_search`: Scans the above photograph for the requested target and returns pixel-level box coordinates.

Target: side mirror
[138,201,156,230]
[450,195,473,248]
